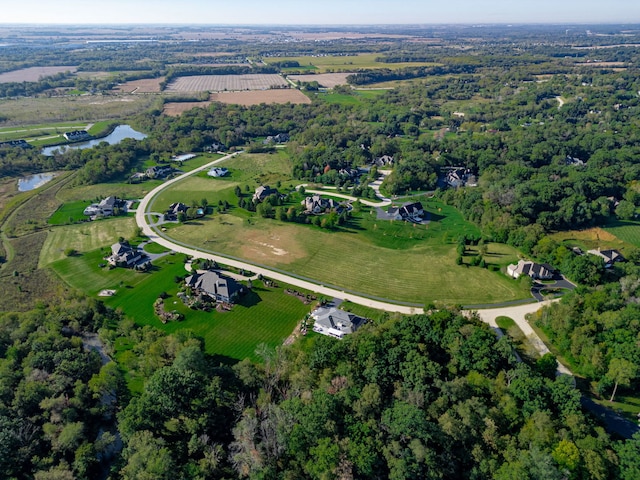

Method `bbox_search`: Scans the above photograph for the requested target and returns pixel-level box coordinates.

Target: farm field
[264,53,439,72]
[113,77,164,93]
[165,74,288,92]
[314,89,388,105]
[51,250,309,361]
[210,89,311,105]
[0,66,77,83]
[40,216,139,266]
[288,73,353,88]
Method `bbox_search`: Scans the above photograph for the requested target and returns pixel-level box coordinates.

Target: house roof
[508,260,552,279]
[312,307,366,335]
[253,185,278,201]
[185,271,242,300]
[400,202,423,217]
[587,248,625,264]
[111,242,133,256]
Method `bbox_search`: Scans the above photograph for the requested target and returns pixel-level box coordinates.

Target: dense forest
[3,301,639,479]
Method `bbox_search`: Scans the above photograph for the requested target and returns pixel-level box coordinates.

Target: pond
[17,172,57,192]
[41,125,147,156]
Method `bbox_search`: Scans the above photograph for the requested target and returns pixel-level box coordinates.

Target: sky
[2,0,640,25]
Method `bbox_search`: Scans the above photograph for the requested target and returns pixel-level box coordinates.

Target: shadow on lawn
[238,290,262,308]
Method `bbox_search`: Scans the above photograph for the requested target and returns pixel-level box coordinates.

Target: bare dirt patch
[163,101,212,116]
[288,73,353,88]
[113,77,164,93]
[0,66,77,83]
[210,89,311,106]
[165,74,288,92]
[238,228,306,264]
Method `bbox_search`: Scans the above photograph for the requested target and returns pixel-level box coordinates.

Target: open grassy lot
[150,151,294,211]
[0,95,157,126]
[40,216,138,266]
[603,220,640,248]
[51,251,309,361]
[47,200,92,225]
[549,226,634,254]
[163,204,525,305]
[264,53,439,73]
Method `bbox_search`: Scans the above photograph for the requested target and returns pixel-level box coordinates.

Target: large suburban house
[507,260,554,280]
[184,271,244,303]
[587,248,625,268]
[387,202,424,222]
[63,130,92,142]
[373,155,394,167]
[165,202,189,221]
[302,194,338,214]
[311,306,367,339]
[442,167,478,188]
[207,167,228,177]
[264,133,289,144]
[107,242,147,268]
[253,185,279,203]
[0,139,30,149]
[83,196,124,218]
[145,165,174,179]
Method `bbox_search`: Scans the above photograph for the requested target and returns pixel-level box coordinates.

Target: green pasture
[40,216,138,266]
[47,200,92,225]
[264,53,439,72]
[51,251,309,361]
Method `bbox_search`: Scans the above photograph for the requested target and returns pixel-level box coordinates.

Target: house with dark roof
[63,130,92,142]
[146,165,174,179]
[386,201,424,222]
[587,248,625,268]
[107,242,146,268]
[373,155,394,167]
[253,185,279,203]
[311,307,367,339]
[207,167,228,178]
[185,271,244,303]
[165,202,189,221]
[443,167,476,188]
[507,260,553,280]
[0,139,30,149]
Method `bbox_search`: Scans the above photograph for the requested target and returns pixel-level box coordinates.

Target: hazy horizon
[2,0,639,26]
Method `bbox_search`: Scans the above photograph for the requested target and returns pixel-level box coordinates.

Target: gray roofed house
[507,260,553,280]
[311,307,367,339]
[107,242,145,267]
[373,155,394,167]
[185,271,244,303]
[63,130,92,142]
[253,185,278,203]
[302,194,337,214]
[83,196,123,217]
[587,248,625,268]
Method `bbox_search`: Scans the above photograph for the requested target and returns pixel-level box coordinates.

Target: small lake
[41,125,147,156]
[18,172,57,192]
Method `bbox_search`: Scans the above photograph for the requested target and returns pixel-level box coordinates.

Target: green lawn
[604,219,640,248]
[161,201,526,305]
[47,200,92,225]
[40,216,138,266]
[315,91,386,105]
[51,251,310,361]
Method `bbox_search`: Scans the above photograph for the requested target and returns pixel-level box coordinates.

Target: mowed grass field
[603,220,640,248]
[150,151,295,211]
[264,53,440,72]
[50,250,309,361]
[47,200,92,225]
[40,216,138,266]
[161,200,525,305]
